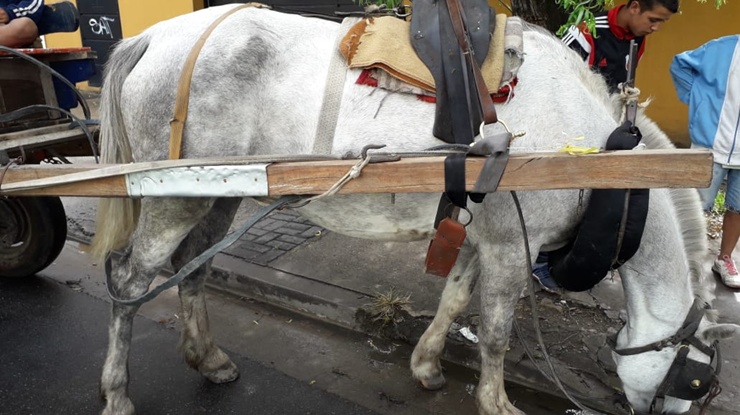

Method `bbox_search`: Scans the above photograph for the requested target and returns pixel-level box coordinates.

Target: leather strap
[444,153,468,210]
[169,3,268,160]
[312,16,362,154]
[445,0,497,126]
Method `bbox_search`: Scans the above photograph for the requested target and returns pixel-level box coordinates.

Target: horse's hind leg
[475,243,527,415]
[171,197,242,384]
[411,243,479,390]
[100,198,215,415]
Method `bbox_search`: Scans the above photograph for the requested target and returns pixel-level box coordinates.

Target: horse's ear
[701,324,740,343]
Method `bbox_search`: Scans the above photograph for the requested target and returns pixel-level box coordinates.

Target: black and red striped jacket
[561,5,645,93]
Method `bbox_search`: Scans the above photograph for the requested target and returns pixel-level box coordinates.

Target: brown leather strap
[169,3,268,160]
[445,0,498,125]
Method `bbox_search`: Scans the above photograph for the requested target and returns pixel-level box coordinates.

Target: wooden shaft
[0,150,712,198]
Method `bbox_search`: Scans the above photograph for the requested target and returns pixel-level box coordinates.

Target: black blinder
[655,347,717,402]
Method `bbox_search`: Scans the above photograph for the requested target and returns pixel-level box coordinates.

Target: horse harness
[409,0,517,276]
[609,298,722,414]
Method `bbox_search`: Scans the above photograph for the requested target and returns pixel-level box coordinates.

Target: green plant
[713,190,727,216]
[555,0,613,36]
[698,0,728,8]
[352,0,402,9]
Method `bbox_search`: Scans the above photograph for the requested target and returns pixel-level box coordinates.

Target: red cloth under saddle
[356,69,517,104]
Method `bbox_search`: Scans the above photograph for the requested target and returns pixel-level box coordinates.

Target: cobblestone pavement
[223,209,325,265]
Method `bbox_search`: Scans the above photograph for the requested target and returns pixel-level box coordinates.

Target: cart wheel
[0,197,68,278]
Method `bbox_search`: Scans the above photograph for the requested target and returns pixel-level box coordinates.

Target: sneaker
[532,262,560,293]
[712,255,740,289]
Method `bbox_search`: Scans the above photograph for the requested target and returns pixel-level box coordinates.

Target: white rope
[290,156,372,208]
[619,84,641,124]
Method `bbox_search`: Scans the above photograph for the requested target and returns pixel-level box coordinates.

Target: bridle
[609,299,722,414]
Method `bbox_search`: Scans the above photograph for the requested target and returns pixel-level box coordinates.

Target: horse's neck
[618,197,695,346]
[621,275,693,344]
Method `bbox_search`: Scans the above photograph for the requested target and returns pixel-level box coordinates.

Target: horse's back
[120,6,340,161]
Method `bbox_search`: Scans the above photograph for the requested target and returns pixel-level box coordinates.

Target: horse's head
[613,301,740,414]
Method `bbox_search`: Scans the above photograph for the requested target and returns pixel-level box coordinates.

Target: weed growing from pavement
[366,287,411,326]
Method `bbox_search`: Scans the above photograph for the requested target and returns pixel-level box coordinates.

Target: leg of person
[698,162,726,213]
[0,17,38,48]
[714,167,740,289]
[532,251,559,293]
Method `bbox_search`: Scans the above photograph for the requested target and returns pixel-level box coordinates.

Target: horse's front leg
[411,243,479,390]
[171,197,242,384]
[476,242,527,415]
[100,198,214,415]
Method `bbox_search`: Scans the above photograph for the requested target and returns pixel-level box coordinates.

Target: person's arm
[0,0,45,24]
[670,44,706,104]
[562,24,595,66]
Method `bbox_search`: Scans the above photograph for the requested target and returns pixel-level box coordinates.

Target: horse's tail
[89,34,150,260]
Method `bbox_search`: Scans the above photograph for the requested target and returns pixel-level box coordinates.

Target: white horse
[91,5,739,415]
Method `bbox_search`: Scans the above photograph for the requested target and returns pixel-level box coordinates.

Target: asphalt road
[0,275,378,415]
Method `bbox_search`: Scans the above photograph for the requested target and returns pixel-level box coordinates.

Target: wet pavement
[0,268,377,415]
[0,242,580,415]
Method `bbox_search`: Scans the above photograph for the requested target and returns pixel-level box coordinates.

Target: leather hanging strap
[445,0,497,125]
[169,3,268,160]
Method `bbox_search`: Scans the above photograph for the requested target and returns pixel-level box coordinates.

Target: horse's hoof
[202,360,240,384]
[420,374,446,390]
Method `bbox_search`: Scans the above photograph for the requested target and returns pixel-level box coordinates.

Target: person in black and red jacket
[530,0,677,293]
[0,0,44,47]
[562,0,677,93]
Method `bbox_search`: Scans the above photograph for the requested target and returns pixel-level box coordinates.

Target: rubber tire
[0,197,68,278]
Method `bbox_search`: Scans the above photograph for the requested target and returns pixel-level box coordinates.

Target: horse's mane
[522,21,711,303]
[635,115,712,303]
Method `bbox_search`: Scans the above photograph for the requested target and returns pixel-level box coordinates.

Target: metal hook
[477,119,526,141]
[360,144,386,160]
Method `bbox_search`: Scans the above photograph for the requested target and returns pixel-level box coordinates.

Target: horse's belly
[295,194,438,242]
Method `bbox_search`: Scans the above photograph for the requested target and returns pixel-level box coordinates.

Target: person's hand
[606,121,642,151]
[0,9,9,24]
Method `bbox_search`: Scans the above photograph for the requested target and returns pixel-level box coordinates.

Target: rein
[105,196,299,307]
[509,191,609,415]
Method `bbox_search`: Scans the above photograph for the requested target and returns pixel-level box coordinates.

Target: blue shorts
[699,162,740,214]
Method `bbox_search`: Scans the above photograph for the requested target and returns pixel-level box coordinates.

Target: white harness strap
[312,17,361,154]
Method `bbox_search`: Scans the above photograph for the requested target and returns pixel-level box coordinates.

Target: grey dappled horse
[91,5,739,415]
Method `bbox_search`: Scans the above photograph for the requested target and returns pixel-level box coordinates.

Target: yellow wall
[118,0,203,37]
[45,0,203,45]
[634,0,740,147]
[43,0,201,90]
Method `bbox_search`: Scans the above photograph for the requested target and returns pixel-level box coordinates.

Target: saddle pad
[340,14,522,94]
